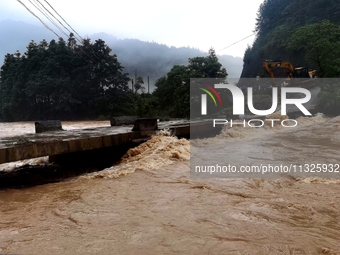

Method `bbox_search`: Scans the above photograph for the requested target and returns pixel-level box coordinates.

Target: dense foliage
[288,20,340,77]
[153,49,227,118]
[242,0,340,115]
[0,36,227,120]
[0,20,243,89]
[0,34,131,121]
[242,0,340,78]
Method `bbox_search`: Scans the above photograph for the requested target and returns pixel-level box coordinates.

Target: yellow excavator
[262,59,316,86]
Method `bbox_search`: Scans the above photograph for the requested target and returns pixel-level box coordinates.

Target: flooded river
[0,118,340,254]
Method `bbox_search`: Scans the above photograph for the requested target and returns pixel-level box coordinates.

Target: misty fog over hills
[0,20,243,90]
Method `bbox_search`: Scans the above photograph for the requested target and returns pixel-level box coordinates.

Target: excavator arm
[263,60,295,79]
[263,59,316,87]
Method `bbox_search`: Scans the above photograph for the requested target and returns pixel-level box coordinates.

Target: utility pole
[134,69,137,94]
[147,76,149,94]
[135,69,137,84]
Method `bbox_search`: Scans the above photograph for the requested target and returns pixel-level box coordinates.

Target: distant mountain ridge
[0,20,55,62]
[0,20,243,89]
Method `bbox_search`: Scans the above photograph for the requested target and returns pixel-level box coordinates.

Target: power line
[217,33,255,53]
[17,1,90,66]
[16,0,60,38]
[28,0,68,37]
[37,0,106,63]
[42,0,84,42]
[30,0,83,44]
[15,0,104,64]
[16,0,83,45]
[36,0,84,44]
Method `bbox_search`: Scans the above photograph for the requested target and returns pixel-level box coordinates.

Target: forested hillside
[0,33,227,121]
[0,20,242,88]
[241,0,340,78]
[0,20,239,121]
[0,35,131,120]
[92,32,241,90]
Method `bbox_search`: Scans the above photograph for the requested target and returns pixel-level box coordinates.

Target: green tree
[188,48,227,78]
[255,0,292,36]
[0,35,130,121]
[25,38,74,119]
[288,20,340,77]
[153,65,188,117]
[84,39,130,117]
[0,51,27,120]
[134,76,145,94]
[153,49,227,118]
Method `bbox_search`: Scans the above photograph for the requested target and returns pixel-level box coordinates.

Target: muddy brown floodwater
[0,118,340,254]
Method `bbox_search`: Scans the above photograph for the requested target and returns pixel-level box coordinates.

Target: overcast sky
[0,0,264,57]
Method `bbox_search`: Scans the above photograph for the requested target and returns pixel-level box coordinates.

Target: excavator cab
[294,67,310,78]
[263,60,294,79]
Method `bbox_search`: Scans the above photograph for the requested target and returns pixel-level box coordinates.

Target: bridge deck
[0,120,214,165]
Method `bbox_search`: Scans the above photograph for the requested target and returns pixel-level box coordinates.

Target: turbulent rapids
[0,117,340,254]
[84,130,190,179]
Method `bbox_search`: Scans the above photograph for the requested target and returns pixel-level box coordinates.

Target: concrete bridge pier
[48,140,142,169]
